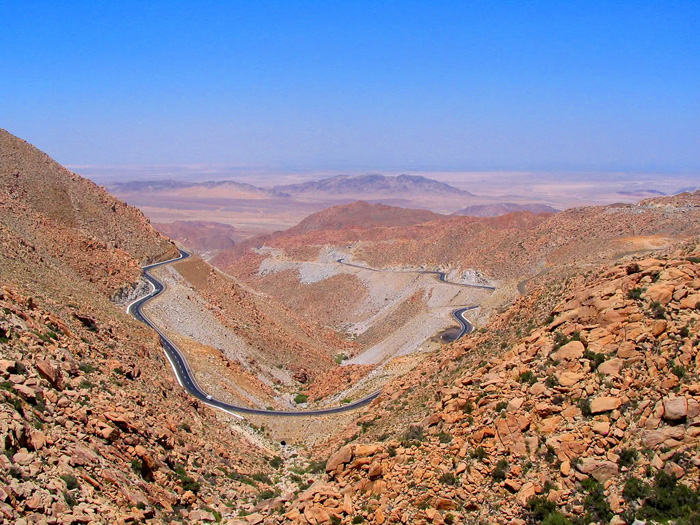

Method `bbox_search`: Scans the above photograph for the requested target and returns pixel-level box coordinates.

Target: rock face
[271,248,700,525]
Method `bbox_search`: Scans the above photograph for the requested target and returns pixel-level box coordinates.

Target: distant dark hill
[452,202,558,217]
[284,201,446,235]
[617,189,666,198]
[274,174,474,197]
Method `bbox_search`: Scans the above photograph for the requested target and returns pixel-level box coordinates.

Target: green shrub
[634,471,700,523]
[623,476,650,502]
[650,301,666,320]
[492,459,509,481]
[257,489,277,501]
[542,512,572,525]
[470,447,487,460]
[294,394,308,404]
[352,516,365,524]
[495,401,508,412]
[79,363,96,374]
[583,350,606,369]
[61,474,79,491]
[618,448,639,468]
[401,425,424,445]
[181,476,201,493]
[553,332,570,350]
[626,263,641,274]
[307,460,326,474]
[518,371,537,385]
[462,400,474,414]
[580,478,612,524]
[627,287,644,300]
[438,432,452,444]
[578,397,592,417]
[251,472,272,484]
[671,364,686,379]
[268,456,283,469]
[525,496,557,523]
[131,458,143,474]
[63,491,77,508]
[439,472,457,485]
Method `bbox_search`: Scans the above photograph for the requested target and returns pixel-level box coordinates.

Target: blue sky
[1,1,698,172]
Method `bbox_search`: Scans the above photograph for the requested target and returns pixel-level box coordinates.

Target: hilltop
[285,201,446,235]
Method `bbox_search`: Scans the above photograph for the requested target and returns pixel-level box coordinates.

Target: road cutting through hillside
[127,250,479,417]
[336,258,495,290]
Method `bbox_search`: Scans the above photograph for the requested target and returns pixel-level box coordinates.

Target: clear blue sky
[1,1,698,172]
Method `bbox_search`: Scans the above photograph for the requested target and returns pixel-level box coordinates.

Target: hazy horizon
[2,2,698,172]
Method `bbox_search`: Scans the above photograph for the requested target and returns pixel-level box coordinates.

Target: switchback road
[127,251,479,418]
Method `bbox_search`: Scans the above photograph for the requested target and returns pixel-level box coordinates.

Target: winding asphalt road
[336,258,495,290]
[126,250,479,418]
[336,257,490,339]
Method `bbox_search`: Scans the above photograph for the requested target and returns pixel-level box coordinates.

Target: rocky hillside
[270,242,700,524]
[217,192,700,285]
[0,131,282,522]
[1,130,178,270]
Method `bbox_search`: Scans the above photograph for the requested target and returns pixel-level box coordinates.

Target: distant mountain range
[109,174,475,200]
[452,203,558,217]
[109,179,289,198]
[274,174,475,197]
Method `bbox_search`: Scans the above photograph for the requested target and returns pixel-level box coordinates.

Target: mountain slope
[0,130,277,522]
[1,130,178,266]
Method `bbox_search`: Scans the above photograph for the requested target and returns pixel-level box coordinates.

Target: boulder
[325,445,353,474]
[663,397,688,421]
[590,397,621,414]
[644,284,674,305]
[680,294,700,309]
[552,341,585,363]
[597,358,623,377]
[34,358,64,390]
[556,372,584,387]
[577,458,619,483]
